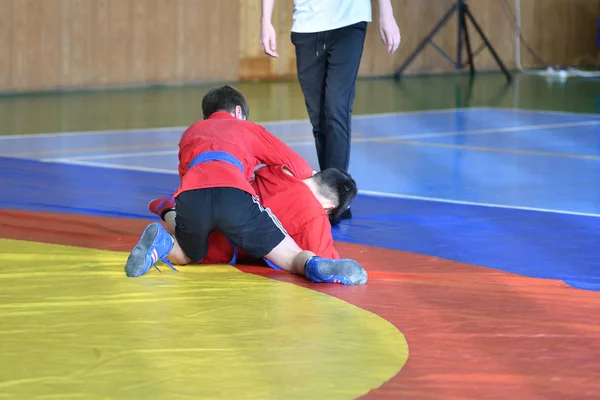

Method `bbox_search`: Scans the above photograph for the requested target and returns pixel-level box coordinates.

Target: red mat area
[3,208,600,399]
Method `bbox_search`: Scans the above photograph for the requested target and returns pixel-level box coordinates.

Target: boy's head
[311,168,357,219]
[202,85,249,120]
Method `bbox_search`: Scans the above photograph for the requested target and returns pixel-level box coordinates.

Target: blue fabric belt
[227,239,239,266]
[263,258,283,271]
[187,151,244,174]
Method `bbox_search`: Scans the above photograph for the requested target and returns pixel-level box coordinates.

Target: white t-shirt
[291,0,372,33]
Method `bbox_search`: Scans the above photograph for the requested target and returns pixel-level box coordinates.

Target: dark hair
[201,85,250,119]
[312,168,357,219]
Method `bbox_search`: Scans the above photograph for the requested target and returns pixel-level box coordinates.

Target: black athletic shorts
[174,188,287,263]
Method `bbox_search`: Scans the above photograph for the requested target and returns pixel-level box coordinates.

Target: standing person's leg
[322,22,367,173]
[292,31,328,171]
[321,22,367,222]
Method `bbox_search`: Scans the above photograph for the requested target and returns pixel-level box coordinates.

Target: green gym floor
[1,72,598,136]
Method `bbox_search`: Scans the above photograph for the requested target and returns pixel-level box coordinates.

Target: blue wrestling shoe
[125,222,178,277]
[305,257,368,285]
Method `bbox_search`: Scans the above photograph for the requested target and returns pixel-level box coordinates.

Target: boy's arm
[294,216,340,259]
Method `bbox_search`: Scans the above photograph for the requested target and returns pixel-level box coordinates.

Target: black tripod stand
[394,0,512,83]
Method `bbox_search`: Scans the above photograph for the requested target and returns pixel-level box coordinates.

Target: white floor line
[0,126,188,140]
[47,150,180,161]
[359,190,600,218]
[486,106,600,118]
[363,120,600,142]
[0,107,475,140]
[38,159,600,218]
[2,107,598,141]
[43,159,178,174]
[42,119,600,162]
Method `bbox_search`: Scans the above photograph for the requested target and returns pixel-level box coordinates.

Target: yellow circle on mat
[0,239,408,399]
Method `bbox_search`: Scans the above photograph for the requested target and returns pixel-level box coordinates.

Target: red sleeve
[252,124,313,180]
[293,215,340,259]
[201,232,235,264]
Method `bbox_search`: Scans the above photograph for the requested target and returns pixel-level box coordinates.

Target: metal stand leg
[394,0,512,83]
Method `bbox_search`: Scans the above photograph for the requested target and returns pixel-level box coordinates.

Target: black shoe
[329,208,352,226]
[339,208,352,220]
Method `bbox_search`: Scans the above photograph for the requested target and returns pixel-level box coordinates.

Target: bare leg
[263,235,367,285]
[164,210,176,234]
[166,238,191,265]
[156,210,191,265]
[263,235,315,276]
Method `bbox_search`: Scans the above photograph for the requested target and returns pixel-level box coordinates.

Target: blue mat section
[0,157,178,219]
[1,156,599,290]
[5,108,599,215]
[334,195,600,291]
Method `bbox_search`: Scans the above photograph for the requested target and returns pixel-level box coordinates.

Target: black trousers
[291,21,367,172]
[175,188,286,263]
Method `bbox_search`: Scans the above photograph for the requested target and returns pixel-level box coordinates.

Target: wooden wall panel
[519,0,600,68]
[461,0,517,71]
[0,0,240,92]
[238,0,295,80]
[147,0,179,84]
[11,0,61,90]
[205,0,240,82]
[360,0,458,76]
[61,0,94,87]
[105,0,132,86]
[0,0,597,92]
[0,0,11,90]
[9,0,27,90]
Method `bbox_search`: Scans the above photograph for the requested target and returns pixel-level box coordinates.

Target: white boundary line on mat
[359,190,600,218]
[37,158,600,218]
